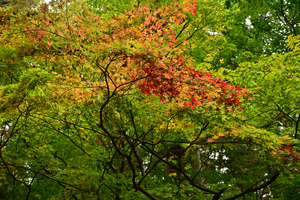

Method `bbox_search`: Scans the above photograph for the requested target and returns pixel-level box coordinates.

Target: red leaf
[218,97,223,104]
[236,85,242,91]
[204,72,211,77]
[285,146,293,151]
[234,97,241,104]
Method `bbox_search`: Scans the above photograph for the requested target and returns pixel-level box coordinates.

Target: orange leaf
[168,42,174,47]
[47,41,53,46]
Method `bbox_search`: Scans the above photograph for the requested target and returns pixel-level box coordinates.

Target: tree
[188,0,300,71]
[219,34,300,199]
[0,0,299,199]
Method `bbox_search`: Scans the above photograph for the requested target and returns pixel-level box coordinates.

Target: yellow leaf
[218,133,224,137]
[213,135,219,140]
[208,138,215,143]
[169,173,177,177]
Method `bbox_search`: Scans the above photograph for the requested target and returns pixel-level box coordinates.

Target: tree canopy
[0,0,300,199]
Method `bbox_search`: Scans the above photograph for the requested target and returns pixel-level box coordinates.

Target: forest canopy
[0,0,300,199]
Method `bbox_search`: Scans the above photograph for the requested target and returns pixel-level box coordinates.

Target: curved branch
[225,170,280,200]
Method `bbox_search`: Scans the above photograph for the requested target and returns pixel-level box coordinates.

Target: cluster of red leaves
[278,146,300,160]
[135,53,251,109]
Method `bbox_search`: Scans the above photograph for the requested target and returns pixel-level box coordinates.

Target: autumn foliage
[0,0,250,110]
[0,0,299,199]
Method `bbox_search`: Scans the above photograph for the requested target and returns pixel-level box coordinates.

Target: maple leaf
[47,41,53,46]
[218,97,223,104]
[285,146,293,151]
[234,97,241,104]
[168,42,174,47]
[208,138,215,143]
[218,133,225,137]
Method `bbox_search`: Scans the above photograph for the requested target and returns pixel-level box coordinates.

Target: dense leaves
[0,0,299,199]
